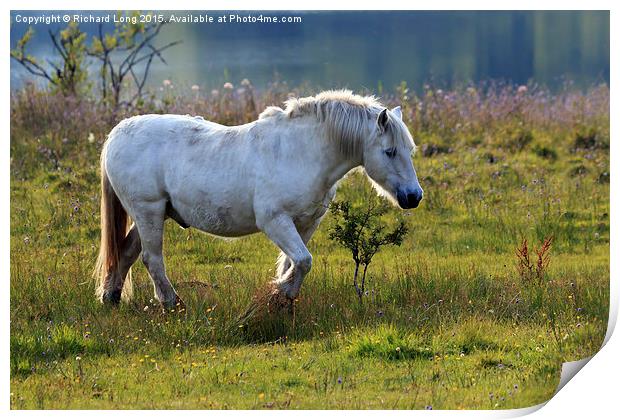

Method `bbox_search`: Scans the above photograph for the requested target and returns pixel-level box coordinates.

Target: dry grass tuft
[234,283,296,343]
[239,284,293,321]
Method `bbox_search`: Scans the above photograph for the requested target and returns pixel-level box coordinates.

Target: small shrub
[329,197,408,302]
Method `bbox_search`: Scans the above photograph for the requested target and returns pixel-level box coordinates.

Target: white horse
[94,90,423,307]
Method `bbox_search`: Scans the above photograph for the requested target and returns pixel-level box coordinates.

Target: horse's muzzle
[397,190,423,209]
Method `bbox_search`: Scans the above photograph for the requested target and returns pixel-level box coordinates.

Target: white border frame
[3,2,616,418]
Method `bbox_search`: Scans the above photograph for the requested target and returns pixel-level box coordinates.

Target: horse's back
[102,114,262,235]
[106,113,222,164]
[104,115,210,199]
[107,114,221,148]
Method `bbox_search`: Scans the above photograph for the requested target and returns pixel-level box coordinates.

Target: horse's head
[363,106,423,209]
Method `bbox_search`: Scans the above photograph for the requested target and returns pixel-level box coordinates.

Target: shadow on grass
[11,323,112,377]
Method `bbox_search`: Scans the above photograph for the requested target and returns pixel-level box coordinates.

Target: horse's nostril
[407,192,421,208]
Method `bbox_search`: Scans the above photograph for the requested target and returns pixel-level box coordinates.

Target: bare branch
[48,30,68,62]
[132,40,181,67]
[11,54,57,85]
[118,22,164,76]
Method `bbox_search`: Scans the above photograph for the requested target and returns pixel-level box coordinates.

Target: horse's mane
[259,89,414,158]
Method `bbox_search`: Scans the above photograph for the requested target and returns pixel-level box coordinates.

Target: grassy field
[10,82,609,409]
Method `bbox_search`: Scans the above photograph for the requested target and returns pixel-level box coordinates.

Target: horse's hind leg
[102,224,142,304]
[133,202,181,308]
[275,251,292,279]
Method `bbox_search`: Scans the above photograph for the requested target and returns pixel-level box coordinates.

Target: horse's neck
[322,154,360,189]
[317,133,362,191]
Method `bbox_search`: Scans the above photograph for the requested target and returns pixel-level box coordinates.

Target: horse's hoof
[101,290,122,305]
[174,296,187,313]
[271,280,299,300]
[161,295,186,312]
[267,287,295,313]
[281,287,300,301]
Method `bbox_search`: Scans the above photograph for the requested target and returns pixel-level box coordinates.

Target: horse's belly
[175,202,259,237]
[193,219,259,237]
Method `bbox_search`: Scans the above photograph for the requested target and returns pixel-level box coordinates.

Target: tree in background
[11,11,180,111]
[87,12,181,110]
[11,22,89,96]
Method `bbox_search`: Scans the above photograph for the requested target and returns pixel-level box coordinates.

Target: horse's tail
[94,144,132,302]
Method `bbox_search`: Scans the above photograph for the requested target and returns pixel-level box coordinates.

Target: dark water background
[10,10,610,92]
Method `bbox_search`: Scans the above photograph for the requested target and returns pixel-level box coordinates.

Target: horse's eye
[384,148,397,158]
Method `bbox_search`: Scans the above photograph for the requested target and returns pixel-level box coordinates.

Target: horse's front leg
[275,218,321,279]
[260,214,312,299]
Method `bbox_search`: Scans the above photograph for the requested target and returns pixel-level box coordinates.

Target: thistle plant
[515,236,553,285]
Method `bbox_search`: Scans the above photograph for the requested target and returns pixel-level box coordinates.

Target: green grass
[10,84,609,409]
[10,320,597,409]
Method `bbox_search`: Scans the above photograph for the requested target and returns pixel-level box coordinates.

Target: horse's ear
[391,106,402,120]
[377,108,389,133]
